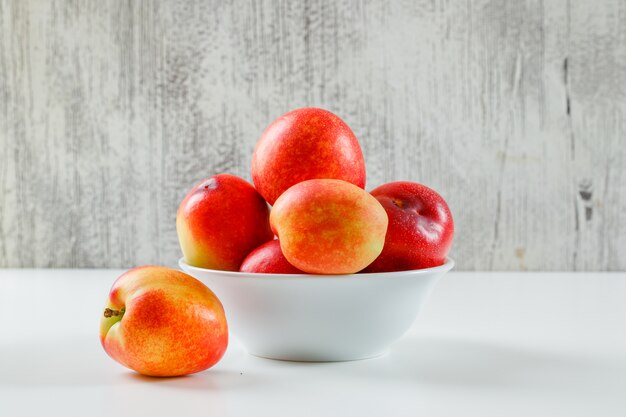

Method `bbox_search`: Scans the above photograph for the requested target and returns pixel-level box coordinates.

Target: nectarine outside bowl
[179,258,454,362]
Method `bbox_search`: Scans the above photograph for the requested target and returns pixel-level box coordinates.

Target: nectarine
[270,179,388,274]
[177,174,273,271]
[100,266,228,377]
[363,182,454,272]
[252,108,366,205]
[240,240,305,274]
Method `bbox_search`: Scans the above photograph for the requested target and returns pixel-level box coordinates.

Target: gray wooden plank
[0,0,623,270]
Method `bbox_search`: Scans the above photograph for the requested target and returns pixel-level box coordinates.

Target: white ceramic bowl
[179,258,454,362]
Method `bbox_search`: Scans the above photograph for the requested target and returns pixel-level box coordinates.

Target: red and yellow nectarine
[177,174,273,271]
[270,179,388,274]
[252,108,366,205]
[100,266,228,377]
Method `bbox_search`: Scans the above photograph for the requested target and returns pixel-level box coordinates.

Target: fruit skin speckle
[252,108,366,205]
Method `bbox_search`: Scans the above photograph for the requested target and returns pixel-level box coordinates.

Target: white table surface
[1,269,625,417]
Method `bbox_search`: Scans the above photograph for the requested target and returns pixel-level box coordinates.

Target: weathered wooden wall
[0,0,624,270]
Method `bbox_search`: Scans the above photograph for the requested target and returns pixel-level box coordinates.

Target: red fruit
[240,240,305,274]
[176,174,274,271]
[363,182,454,273]
[252,108,366,205]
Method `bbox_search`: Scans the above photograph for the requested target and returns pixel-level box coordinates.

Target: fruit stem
[103,307,125,318]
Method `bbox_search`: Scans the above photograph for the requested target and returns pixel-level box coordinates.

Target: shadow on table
[0,337,258,390]
[362,335,622,391]
[121,368,258,391]
[251,334,622,391]
[2,334,622,394]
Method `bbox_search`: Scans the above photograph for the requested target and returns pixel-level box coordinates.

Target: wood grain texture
[0,0,624,270]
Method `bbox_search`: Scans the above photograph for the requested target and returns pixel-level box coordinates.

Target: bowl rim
[179,257,455,280]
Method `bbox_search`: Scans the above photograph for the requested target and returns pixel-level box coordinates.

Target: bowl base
[246,349,389,363]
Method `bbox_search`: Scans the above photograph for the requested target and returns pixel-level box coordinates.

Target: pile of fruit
[99,108,453,377]
[178,107,454,275]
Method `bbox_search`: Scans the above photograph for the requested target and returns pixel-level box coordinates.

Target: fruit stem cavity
[104,307,125,318]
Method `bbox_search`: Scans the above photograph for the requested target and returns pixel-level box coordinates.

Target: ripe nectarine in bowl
[179,257,454,362]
